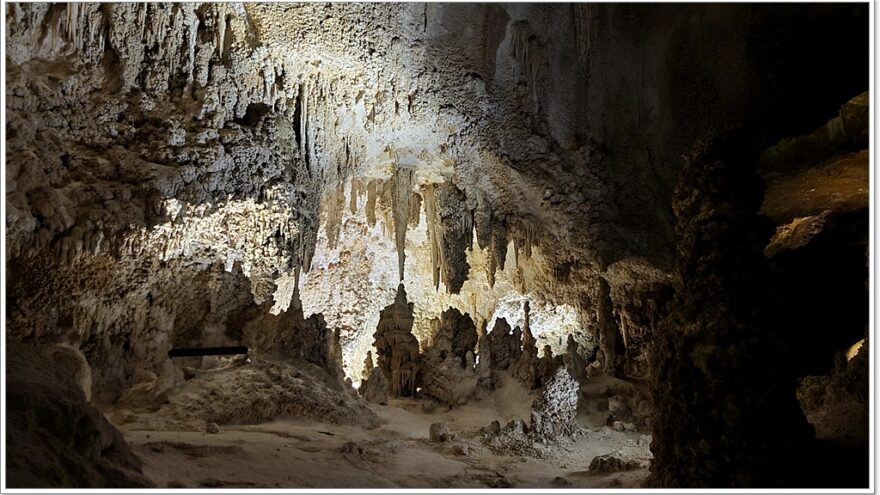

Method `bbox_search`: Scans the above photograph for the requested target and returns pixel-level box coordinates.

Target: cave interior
[3,2,871,490]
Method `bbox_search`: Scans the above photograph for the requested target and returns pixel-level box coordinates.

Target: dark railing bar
[168,346,249,358]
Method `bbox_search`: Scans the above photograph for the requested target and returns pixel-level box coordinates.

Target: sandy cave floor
[109,374,651,489]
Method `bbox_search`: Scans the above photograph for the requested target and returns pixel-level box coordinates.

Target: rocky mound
[6,342,153,488]
[162,357,381,429]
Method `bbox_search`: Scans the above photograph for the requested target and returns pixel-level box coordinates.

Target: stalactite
[323,182,345,250]
[435,183,472,293]
[184,10,198,85]
[348,178,361,214]
[573,4,598,72]
[216,5,227,59]
[408,192,422,227]
[65,3,80,47]
[513,240,519,269]
[379,179,394,240]
[365,179,378,226]
[422,184,442,290]
[509,20,530,84]
[487,256,497,288]
[391,168,414,281]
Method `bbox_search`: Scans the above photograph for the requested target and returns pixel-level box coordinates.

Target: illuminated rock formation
[373,284,420,397]
[420,308,478,407]
[529,367,579,440]
[243,294,344,381]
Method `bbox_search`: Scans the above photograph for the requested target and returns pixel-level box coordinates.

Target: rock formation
[372,284,420,397]
[521,301,537,356]
[562,335,588,381]
[423,182,473,294]
[2,2,868,489]
[487,318,521,372]
[242,295,345,382]
[361,350,375,378]
[6,343,153,488]
[648,139,814,487]
[529,367,579,440]
[597,278,625,377]
[420,308,479,407]
[47,343,93,402]
[115,360,184,412]
[474,328,494,390]
[358,366,389,406]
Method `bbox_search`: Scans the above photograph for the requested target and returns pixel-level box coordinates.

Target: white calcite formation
[529,367,580,440]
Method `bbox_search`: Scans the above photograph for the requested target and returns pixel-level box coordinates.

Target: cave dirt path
[118,374,651,489]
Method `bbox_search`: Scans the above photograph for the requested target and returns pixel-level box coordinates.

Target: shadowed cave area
[4,2,870,489]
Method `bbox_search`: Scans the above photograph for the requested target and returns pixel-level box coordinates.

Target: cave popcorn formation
[4,2,870,490]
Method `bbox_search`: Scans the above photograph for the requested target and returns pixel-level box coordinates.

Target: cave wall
[648,140,815,487]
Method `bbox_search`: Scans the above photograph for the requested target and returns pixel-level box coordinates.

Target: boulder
[6,342,152,488]
[588,453,640,474]
[47,344,92,402]
[430,421,452,442]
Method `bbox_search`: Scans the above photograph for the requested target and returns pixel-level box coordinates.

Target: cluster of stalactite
[612,282,674,378]
[344,172,556,298]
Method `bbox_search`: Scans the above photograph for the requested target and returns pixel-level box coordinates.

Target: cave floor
[112,374,651,489]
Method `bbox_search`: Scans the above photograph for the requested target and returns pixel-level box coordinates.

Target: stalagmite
[522,301,537,355]
[597,278,625,377]
[563,334,588,381]
[487,318,521,371]
[361,350,374,378]
[358,366,389,405]
[420,308,478,407]
[530,367,579,440]
[372,284,420,397]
